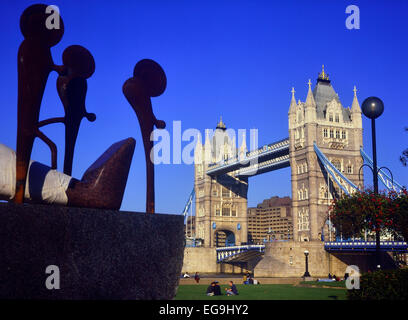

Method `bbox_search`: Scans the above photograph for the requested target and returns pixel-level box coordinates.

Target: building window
[347,165,352,174]
[323,128,328,138]
[335,114,339,122]
[330,129,334,138]
[222,187,230,198]
[332,159,341,171]
[298,209,310,231]
[215,205,220,216]
[231,207,237,217]
[212,187,218,196]
[222,207,230,216]
[335,130,340,139]
[329,113,333,122]
[197,165,203,179]
[342,131,346,139]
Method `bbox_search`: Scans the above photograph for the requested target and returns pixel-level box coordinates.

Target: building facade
[248,196,293,244]
[288,66,364,242]
[194,119,249,247]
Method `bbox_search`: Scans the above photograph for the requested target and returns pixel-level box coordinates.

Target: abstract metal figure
[38,45,96,176]
[0,138,135,210]
[15,4,65,203]
[123,59,167,213]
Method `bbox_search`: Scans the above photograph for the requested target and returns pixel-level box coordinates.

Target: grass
[299,280,346,288]
[175,284,347,300]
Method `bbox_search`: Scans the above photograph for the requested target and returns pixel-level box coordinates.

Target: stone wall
[254,241,390,278]
[0,203,185,299]
[182,247,256,274]
[182,247,217,273]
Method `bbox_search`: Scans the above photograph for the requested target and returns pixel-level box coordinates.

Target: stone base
[0,203,184,299]
[302,277,314,281]
[254,241,397,278]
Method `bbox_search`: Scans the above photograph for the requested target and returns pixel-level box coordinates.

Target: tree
[400,127,408,166]
[329,189,408,241]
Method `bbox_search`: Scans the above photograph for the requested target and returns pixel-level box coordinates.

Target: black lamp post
[302,250,311,278]
[361,96,384,270]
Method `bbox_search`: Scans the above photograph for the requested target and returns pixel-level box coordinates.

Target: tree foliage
[329,189,408,241]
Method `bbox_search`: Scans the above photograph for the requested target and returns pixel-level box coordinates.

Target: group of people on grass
[206,281,238,296]
[182,271,201,284]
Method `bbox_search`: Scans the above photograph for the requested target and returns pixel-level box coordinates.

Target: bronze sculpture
[38,45,96,176]
[15,4,65,203]
[0,138,135,210]
[123,59,167,213]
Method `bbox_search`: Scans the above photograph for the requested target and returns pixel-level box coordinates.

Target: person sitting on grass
[213,281,222,296]
[206,282,215,296]
[225,281,239,296]
[243,274,248,284]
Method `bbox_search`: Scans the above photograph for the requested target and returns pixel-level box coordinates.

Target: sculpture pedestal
[0,203,184,299]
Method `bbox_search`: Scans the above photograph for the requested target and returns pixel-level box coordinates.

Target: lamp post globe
[361,97,384,119]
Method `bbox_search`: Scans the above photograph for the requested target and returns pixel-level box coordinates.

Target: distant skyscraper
[248,196,293,244]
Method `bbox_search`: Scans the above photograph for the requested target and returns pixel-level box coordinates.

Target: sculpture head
[62,45,95,79]
[133,59,167,97]
[20,4,64,47]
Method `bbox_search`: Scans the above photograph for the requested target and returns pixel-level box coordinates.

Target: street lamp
[302,250,311,278]
[361,96,384,270]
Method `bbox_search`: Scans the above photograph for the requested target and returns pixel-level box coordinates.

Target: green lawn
[299,280,346,288]
[175,284,347,300]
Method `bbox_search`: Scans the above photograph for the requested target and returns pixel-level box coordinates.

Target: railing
[207,138,289,174]
[236,154,290,177]
[216,244,265,262]
[324,241,408,252]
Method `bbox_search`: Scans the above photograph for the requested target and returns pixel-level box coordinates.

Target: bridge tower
[288,66,364,241]
[194,118,248,247]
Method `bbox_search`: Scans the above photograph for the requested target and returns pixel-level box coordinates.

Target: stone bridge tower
[288,66,364,241]
[194,118,248,247]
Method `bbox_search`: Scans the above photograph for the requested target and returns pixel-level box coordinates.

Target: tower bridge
[183,66,404,253]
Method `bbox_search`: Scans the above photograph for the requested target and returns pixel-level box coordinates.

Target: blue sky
[1,0,407,214]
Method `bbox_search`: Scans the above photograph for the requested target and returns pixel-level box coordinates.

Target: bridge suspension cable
[360,148,404,193]
[182,188,195,218]
[313,143,360,195]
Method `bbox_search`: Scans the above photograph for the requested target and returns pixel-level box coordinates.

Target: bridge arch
[214,228,236,247]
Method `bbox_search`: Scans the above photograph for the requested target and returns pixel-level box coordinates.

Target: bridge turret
[304,79,317,123]
[351,86,362,129]
[288,87,297,130]
[194,133,203,165]
[288,66,364,242]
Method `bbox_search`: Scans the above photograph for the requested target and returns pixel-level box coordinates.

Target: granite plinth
[0,202,184,299]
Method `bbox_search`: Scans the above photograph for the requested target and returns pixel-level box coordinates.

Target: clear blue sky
[1,0,407,213]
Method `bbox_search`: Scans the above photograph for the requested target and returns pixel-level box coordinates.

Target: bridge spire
[194,133,203,164]
[289,87,297,114]
[351,85,361,112]
[216,116,227,130]
[351,85,362,128]
[305,79,316,107]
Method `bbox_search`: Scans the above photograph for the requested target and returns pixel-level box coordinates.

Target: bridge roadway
[216,241,408,263]
[206,138,290,177]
